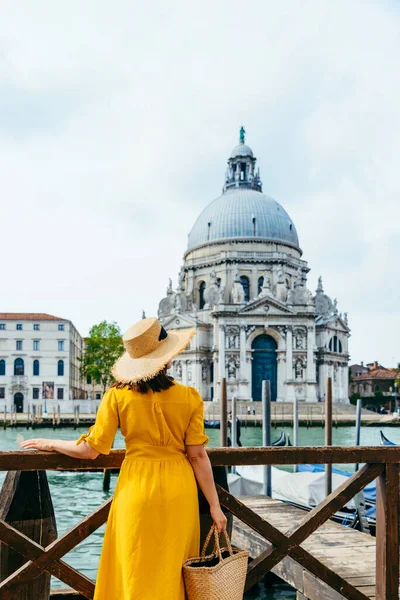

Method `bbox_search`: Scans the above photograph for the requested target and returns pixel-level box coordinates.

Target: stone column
[285,327,295,401]
[286,327,293,381]
[276,352,285,401]
[219,325,225,382]
[239,326,246,379]
[307,326,315,381]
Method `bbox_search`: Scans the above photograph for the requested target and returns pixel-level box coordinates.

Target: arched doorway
[251,335,278,401]
[14,392,24,413]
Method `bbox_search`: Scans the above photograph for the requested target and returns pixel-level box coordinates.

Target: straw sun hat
[112,317,196,383]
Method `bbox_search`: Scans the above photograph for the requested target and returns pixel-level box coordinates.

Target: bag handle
[201,526,234,560]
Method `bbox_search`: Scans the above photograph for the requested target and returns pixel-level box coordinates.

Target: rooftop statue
[239,125,246,144]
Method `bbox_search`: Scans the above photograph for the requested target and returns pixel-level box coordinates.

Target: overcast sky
[1,1,399,366]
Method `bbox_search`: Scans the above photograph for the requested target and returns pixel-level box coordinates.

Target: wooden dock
[233,496,378,600]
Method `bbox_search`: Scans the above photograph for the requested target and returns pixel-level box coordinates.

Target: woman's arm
[186,444,227,532]
[20,438,99,460]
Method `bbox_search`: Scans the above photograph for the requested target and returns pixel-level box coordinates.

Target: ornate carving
[245,325,257,338]
[226,326,239,349]
[294,327,307,350]
[226,354,240,379]
[175,361,182,380]
[294,357,306,380]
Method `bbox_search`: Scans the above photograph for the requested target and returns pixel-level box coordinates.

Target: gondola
[380,430,396,446]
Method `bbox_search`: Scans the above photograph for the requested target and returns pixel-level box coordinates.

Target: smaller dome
[230,143,254,158]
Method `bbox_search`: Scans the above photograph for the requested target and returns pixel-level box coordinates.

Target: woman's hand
[20,439,54,452]
[210,505,228,533]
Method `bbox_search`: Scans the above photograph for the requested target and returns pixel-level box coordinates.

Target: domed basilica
[158,129,350,403]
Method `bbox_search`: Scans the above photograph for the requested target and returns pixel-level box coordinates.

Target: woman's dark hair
[112,366,175,394]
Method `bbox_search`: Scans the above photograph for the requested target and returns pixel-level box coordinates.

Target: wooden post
[3,406,6,430]
[57,404,61,427]
[220,378,228,447]
[231,396,237,476]
[375,464,399,600]
[52,406,56,430]
[262,380,272,497]
[355,398,362,472]
[32,404,36,431]
[325,377,333,496]
[0,470,57,599]
[293,396,299,473]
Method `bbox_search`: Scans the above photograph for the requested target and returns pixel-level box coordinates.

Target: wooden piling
[325,377,333,496]
[52,406,56,430]
[3,406,6,430]
[220,378,228,447]
[57,405,61,428]
[0,470,57,599]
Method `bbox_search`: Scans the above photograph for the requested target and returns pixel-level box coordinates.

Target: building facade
[0,313,85,412]
[350,363,400,398]
[158,130,350,403]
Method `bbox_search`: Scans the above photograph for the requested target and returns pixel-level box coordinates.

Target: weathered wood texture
[232,496,390,600]
[375,464,399,600]
[0,470,57,600]
[50,591,85,599]
[1,446,400,471]
[0,496,112,599]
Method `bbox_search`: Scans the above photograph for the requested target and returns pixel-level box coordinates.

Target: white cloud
[0,0,399,365]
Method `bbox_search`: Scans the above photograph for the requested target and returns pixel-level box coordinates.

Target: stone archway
[251,335,278,401]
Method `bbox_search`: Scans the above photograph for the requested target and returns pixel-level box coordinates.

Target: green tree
[80,321,124,393]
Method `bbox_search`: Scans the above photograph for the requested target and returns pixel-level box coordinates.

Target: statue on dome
[239,126,246,144]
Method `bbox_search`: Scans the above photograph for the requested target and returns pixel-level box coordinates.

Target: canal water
[1,423,399,598]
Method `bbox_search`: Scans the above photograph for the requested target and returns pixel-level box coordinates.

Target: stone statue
[275,265,287,303]
[333,298,338,314]
[175,361,182,379]
[204,270,219,309]
[142,310,146,320]
[295,360,304,380]
[344,312,348,325]
[178,271,184,291]
[167,278,173,295]
[232,280,245,304]
[259,269,272,297]
[174,292,182,313]
[218,283,225,304]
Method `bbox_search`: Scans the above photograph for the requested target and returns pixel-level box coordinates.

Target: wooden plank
[0,446,400,471]
[230,464,380,590]
[375,463,399,600]
[50,591,85,599]
[0,497,112,600]
[218,487,370,600]
[233,496,379,600]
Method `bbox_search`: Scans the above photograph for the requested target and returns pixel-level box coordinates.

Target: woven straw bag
[183,526,249,600]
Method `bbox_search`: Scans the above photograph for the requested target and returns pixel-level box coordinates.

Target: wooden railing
[0,446,399,600]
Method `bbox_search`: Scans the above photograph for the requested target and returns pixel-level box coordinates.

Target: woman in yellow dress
[21,317,227,599]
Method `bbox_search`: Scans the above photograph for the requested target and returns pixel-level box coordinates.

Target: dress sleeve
[185,388,209,446]
[76,389,119,455]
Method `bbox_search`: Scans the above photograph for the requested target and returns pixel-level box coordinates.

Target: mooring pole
[262,380,272,497]
[394,382,399,414]
[231,396,237,474]
[220,378,228,447]
[325,377,333,496]
[293,396,299,473]
[355,398,362,472]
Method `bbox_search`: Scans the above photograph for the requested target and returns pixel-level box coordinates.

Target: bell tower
[224,126,262,192]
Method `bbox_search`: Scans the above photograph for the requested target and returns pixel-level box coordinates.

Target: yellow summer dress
[76,381,209,600]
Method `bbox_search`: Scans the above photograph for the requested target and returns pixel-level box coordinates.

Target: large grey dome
[187,188,300,252]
